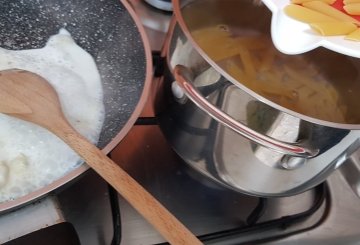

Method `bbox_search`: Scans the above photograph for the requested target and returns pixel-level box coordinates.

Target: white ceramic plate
[261,0,360,58]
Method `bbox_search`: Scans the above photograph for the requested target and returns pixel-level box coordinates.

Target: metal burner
[144,0,172,11]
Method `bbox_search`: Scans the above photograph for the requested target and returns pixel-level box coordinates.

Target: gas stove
[1,1,360,244]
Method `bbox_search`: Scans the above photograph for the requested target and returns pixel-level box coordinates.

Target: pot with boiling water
[159,0,360,196]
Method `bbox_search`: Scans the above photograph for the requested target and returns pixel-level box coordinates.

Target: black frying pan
[0,0,151,212]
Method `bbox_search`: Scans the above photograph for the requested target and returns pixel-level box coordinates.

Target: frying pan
[0,0,152,212]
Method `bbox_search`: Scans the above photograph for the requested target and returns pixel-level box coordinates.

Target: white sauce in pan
[0,29,105,202]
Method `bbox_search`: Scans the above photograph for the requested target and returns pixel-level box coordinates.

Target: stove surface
[56,126,330,245]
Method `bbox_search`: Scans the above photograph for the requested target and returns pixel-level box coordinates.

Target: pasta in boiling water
[191,25,349,123]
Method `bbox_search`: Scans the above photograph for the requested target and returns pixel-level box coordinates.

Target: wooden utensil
[0,69,202,245]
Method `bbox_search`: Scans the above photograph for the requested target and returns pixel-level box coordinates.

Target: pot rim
[172,0,360,130]
[0,0,153,213]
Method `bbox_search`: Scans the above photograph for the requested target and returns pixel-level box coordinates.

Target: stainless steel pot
[159,0,360,196]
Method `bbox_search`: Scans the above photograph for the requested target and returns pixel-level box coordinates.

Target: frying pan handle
[174,65,318,159]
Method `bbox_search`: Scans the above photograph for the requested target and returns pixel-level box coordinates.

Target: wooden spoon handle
[56,128,202,245]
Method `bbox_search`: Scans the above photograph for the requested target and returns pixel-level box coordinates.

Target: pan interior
[0,0,146,148]
[0,0,148,209]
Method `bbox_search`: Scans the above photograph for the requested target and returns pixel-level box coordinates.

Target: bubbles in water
[0,29,105,203]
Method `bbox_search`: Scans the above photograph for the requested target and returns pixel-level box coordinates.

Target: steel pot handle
[174,65,318,158]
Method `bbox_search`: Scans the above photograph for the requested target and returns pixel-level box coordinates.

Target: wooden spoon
[0,69,202,245]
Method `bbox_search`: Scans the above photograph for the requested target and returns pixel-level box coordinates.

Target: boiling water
[0,29,105,202]
[183,0,360,124]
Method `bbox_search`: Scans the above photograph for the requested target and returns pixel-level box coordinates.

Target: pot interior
[180,0,360,125]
